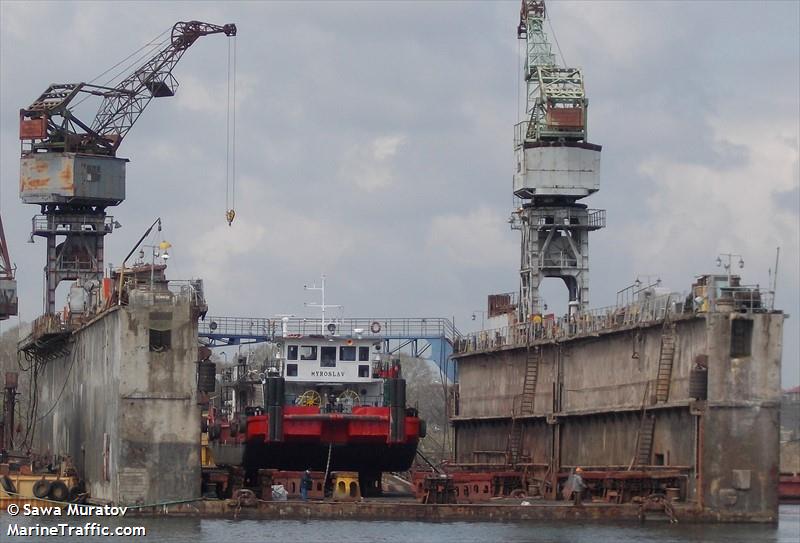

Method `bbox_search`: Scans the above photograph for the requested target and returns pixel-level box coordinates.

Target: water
[4,504,798,542]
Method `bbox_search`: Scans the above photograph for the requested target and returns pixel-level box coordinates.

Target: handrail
[199,317,462,342]
[455,286,773,355]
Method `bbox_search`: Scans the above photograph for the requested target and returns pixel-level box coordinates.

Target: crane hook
[226,209,236,226]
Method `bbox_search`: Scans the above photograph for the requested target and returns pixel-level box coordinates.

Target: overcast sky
[1,1,798,386]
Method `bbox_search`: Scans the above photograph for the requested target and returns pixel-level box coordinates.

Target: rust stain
[33,161,49,174]
[58,162,73,185]
[21,176,51,190]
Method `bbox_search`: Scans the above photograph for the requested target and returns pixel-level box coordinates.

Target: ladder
[507,345,541,464]
[520,346,541,415]
[635,413,656,466]
[508,416,523,465]
[655,323,676,403]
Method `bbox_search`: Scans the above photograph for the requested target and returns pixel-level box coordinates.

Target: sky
[0,0,798,386]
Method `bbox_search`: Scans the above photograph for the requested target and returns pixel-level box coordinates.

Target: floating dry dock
[451,276,784,523]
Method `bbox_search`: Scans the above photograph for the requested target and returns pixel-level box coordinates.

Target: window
[287,345,298,360]
[339,346,356,361]
[286,364,298,377]
[730,319,753,358]
[149,329,171,352]
[321,347,336,367]
[300,346,317,360]
[358,365,370,378]
[358,347,370,362]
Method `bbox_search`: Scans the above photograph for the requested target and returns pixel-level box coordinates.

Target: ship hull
[243,439,418,472]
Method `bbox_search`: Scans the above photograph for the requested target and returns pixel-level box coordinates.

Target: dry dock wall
[452,311,783,521]
[34,297,200,505]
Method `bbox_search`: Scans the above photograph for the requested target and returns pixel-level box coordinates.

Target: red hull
[246,405,421,446]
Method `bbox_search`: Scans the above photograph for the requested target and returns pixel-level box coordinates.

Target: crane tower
[511,0,605,320]
[19,21,236,314]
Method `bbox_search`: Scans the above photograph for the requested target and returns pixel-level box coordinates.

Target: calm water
[3,504,798,542]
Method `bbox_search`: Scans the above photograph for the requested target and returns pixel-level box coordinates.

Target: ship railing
[454,292,691,354]
[128,279,207,308]
[710,284,770,313]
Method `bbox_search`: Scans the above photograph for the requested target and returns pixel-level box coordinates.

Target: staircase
[520,346,541,415]
[635,413,656,466]
[655,324,677,402]
[508,418,523,465]
[507,346,541,464]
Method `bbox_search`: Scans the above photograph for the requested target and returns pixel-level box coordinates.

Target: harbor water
[3,504,798,542]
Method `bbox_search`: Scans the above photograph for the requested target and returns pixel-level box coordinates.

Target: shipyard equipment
[19,21,236,314]
[0,216,17,320]
[511,0,605,319]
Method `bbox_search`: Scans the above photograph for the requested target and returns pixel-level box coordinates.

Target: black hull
[244,439,418,473]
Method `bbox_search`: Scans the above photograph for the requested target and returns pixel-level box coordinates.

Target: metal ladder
[655,324,677,402]
[635,413,656,466]
[633,321,677,467]
[507,345,541,464]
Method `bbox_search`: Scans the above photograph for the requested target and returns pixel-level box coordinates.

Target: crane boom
[517,1,586,143]
[18,20,236,315]
[20,21,236,156]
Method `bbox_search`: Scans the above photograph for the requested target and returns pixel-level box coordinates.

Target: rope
[224,36,237,226]
[323,442,333,490]
[546,12,566,67]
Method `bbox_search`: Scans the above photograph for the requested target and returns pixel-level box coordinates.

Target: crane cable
[225,35,238,226]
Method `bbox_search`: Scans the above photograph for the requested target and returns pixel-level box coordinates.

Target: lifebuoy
[370,321,381,334]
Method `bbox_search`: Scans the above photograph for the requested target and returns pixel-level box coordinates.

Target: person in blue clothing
[301,469,312,501]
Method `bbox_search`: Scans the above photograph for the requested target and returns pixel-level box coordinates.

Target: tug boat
[205,318,426,495]
[247,323,424,490]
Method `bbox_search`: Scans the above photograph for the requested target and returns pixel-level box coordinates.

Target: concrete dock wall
[452,311,784,521]
[34,296,201,505]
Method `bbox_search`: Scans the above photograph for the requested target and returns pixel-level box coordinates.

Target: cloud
[426,207,517,269]
[338,135,406,191]
[625,111,799,313]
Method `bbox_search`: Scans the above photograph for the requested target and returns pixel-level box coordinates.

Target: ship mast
[304,275,343,332]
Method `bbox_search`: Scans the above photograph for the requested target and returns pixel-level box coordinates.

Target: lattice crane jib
[512,1,604,320]
[517,1,587,144]
[20,21,237,157]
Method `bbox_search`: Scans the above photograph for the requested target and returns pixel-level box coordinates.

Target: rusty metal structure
[511,0,604,320]
[0,216,17,320]
[0,372,18,452]
[19,21,236,315]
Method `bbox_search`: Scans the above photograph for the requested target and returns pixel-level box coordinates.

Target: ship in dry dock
[0,1,790,524]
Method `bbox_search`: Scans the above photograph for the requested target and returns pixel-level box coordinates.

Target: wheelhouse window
[321,346,336,367]
[286,364,298,377]
[300,346,317,360]
[287,345,298,360]
[358,347,370,361]
[339,346,356,361]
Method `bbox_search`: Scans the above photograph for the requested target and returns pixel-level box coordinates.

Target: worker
[301,469,312,501]
[572,467,587,506]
